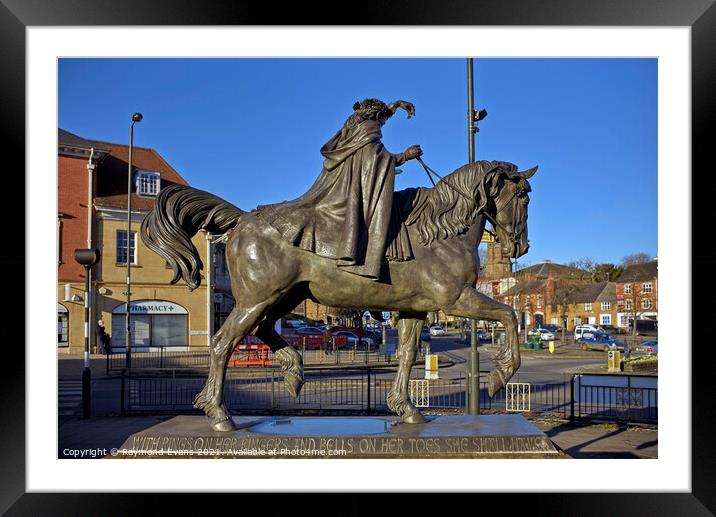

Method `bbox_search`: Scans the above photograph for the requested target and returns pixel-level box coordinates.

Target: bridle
[417,157,524,243]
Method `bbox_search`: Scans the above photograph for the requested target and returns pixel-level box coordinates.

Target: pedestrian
[323,328,333,354]
[97,319,110,355]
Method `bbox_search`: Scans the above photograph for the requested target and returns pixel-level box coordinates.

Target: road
[367,328,605,385]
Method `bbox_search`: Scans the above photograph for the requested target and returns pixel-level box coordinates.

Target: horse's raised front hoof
[274,346,305,397]
[488,370,506,397]
[211,418,237,432]
[284,371,304,398]
[402,411,427,424]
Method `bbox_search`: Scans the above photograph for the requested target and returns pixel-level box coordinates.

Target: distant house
[501,260,591,330]
[615,260,658,329]
[551,282,618,330]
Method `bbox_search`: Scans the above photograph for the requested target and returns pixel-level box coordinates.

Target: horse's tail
[140,184,244,291]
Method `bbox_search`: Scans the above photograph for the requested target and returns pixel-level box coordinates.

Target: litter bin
[525,334,541,350]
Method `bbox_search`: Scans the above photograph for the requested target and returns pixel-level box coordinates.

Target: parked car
[429,325,447,336]
[528,328,555,341]
[633,340,658,356]
[537,324,563,333]
[600,325,626,335]
[629,319,658,337]
[477,330,490,341]
[574,324,605,340]
[420,328,432,342]
[333,330,374,349]
[296,326,324,336]
[577,331,626,352]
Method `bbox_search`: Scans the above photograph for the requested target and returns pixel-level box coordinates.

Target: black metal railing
[107,346,402,374]
[119,367,657,425]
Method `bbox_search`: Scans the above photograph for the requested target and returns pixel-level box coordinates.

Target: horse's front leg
[445,287,520,397]
[387,312,427,424]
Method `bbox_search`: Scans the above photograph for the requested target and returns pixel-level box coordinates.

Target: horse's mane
[401,160,518,246]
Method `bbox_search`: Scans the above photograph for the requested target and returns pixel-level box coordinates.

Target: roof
[58,129,189,211]
[58,129,109,155]
[92,140,189,210]
[503,279,547,297]
[555,282,615,304]
[515,260,589,281]
[616,261,658,283]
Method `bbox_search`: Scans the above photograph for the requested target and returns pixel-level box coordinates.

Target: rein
[416,157,476,205]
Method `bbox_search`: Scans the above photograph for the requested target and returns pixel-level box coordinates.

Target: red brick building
[501,260,591,330]
[615,260,658,329]
[58,128,231,353]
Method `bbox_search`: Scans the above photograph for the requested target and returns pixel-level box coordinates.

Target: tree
[566,257,597,273]
[591,263,623,282]
[621,252,653,267]
[550,280,584,342]
[566,257,622,282]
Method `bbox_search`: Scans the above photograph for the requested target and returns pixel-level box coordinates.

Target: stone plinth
[114,414,566,458]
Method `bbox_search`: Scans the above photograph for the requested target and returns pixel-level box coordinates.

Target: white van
[574,324,604,340]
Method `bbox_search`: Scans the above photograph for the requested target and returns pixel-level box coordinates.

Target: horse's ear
[519,165,538,179]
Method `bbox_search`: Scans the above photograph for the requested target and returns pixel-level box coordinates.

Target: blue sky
[58,58,657,266]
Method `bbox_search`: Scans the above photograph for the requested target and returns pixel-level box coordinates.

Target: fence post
[106,348,110,376]
[570,374,575,422]
[120,369,125,416]
[366,368,371,414]
[160,346,164,369]
[271,370,276,410]
[627,374,632,421]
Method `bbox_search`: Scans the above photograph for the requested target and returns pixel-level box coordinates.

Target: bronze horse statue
[141,159,537,431]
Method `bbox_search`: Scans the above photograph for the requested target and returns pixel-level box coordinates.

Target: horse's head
[485,165,538,259]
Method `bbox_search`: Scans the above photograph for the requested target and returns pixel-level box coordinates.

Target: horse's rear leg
[256,318,304,397]
[387,313,427,424]
[193,303,267,431]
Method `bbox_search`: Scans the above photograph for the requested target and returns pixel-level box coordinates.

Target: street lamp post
[74,248,100,418]
[466,58,488,415]
[125,112,143,369]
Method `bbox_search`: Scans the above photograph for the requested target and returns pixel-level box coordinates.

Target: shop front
[111,300,188,352]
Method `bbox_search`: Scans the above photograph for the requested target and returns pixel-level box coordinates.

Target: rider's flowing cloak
[254,118,400,280]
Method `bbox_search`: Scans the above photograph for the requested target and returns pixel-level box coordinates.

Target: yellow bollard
[548,340,555,354]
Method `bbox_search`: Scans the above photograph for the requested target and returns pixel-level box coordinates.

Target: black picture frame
[2,0,712,513]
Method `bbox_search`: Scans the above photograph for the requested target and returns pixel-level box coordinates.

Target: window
[551,317,558,325]
[584,303,592,311]
[58,311,68,347]
[624,283,632,294]
[574,317,582,326]
[536,294,542,308]
[135,170,161,197]
[601,302,611,311]
[116,230,137,264]
[642,282,653,294]
[642,299,653,310]
[625,299,633,310]
[601,314,612,325]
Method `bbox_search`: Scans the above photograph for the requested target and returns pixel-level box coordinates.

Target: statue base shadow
[114,414,567,458]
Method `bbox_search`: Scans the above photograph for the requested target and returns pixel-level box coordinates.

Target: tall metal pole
[74,249,99,419]
[86,149,95,353]
[466,58,480,415]
[125,113,142,368]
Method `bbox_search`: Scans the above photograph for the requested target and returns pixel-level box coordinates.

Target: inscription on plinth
[115,415,561,458]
